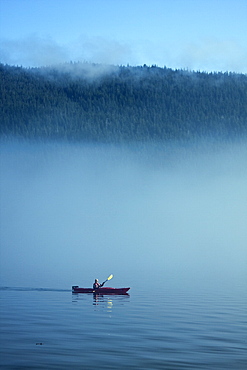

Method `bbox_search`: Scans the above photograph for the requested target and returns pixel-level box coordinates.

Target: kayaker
[93,279,104,289]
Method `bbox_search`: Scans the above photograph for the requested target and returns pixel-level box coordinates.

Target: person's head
[95,279,98,283]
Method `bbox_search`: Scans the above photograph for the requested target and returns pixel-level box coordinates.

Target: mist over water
[0,138,246,292]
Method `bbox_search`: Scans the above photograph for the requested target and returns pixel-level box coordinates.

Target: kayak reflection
[72,290,129,312]
[93,292,129,312]
[93,294,113,312]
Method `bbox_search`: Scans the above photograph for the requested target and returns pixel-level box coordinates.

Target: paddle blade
[107,274,113,281]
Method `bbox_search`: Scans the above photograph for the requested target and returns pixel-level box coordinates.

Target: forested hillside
[1,62,247,142]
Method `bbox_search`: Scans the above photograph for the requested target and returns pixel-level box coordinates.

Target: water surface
[1,283,246,369]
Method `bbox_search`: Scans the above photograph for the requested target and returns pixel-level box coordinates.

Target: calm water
[0,282,246,369]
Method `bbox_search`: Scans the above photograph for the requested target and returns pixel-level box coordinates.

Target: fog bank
[0,139,246,290]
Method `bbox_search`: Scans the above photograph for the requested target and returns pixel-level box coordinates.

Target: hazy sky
[0,0,247,72]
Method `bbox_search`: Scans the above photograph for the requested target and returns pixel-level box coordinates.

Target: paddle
[101,274,113,287]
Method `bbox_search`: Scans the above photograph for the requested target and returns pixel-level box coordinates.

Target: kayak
[72,286,130,294]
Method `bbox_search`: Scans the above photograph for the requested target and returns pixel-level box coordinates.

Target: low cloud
[0,34,246,73]
[1,139,247,288]
[135,38,247,73]
[71,35,134,66]
[177,38,247,73]
[0,35,69,67]
[0,34,135,68]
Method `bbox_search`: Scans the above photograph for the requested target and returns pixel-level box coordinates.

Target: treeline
[1,62,247,142]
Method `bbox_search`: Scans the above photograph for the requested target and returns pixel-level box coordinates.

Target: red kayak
[72,286,130,294]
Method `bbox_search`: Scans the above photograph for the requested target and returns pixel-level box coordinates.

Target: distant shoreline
[1,62,247,142]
